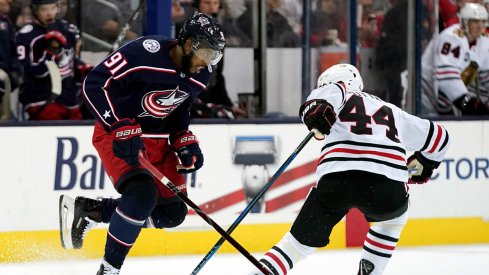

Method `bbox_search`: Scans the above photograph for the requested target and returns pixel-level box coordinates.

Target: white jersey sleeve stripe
[428,124,444,153]
[418,123,449,162]
[420,122,435,151]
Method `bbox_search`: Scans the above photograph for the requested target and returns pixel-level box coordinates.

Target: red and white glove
[299,99,336,140]
[407,151,440,184]
[44,30,67,58]
[170,130,203,173]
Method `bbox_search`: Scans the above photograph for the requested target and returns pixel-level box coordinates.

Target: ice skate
[358,259,375,275]
[96,260,120,275]
[59,195,102,249]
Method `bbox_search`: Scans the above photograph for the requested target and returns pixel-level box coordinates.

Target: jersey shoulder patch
[18,24,33,34]
[452,28,465,38]
[143,39,161,53]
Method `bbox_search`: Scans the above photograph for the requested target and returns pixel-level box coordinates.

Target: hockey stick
[111,0,146,53]
[46,60,62,95]
[191,130,315,274]
[137,152,271,275]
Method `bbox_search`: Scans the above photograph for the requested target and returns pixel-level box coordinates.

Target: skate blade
[59,195,74,249]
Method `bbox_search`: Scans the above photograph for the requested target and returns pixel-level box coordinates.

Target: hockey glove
[461,61,479,85]
[407,151,440,184]
[110,118,145,167]
[170,130,203,173]
[453,94,489,115]
[299,99,336,140]
[44,30,67,57]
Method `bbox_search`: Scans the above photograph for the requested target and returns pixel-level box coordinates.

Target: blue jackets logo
[139,86,189,118]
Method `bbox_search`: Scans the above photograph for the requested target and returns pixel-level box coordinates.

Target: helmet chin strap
[180,51,194,75]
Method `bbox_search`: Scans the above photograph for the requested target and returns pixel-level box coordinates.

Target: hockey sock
[104,175,158,267]
[259,232,316,275]
[101,198,120,223]
[359,211,407,275]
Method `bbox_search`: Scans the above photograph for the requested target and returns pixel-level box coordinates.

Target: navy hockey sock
[101,198,120,223]
[104,175,158,267]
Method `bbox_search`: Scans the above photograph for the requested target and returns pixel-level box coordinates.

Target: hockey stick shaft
[137,152,270,275]
[191,130,315,274]
[111,0,146,52]
[45,60,62,95]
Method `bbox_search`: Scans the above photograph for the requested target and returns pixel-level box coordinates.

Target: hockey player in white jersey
[468,29,489,105]
[421,3,489,115]
[249,64,450,275]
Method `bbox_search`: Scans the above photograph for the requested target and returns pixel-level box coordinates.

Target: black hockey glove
[299,99,336,140]
[407,151,440,184]
[170,130,203,173]
[110,118,145,167]
[453,94,489,115]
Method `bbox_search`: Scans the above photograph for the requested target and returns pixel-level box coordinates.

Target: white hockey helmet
[316,63,363,92]
[459,3,488,25]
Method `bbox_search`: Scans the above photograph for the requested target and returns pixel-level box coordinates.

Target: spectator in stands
[220,0,251,47]
[16,0,93,120]
[81,0,140,52]
[57,0,76,24]
[80,0,121,51]
[357,0,383,48]
[376,0,407,108]
[190,0,247,119]
[266,0,300,47]
[310,0,347,46]
[173,0,196,38]
[8,0,31,30]
[282,0,302,35]
[236,0,300,47]
[0,0,21,120]
[110,0,141,40]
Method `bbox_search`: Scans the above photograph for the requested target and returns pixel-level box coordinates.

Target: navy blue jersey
[82,36,211,135]
[0,13,21,76]
[16,20,80,108]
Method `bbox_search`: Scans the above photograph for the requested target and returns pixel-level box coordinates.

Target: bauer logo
[53,137,107,190]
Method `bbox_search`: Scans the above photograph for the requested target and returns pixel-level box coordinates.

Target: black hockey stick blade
[137,152,271,274]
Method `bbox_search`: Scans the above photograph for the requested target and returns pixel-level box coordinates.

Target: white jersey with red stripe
[307,84,450,183]
[421,23,477,114]
[469,35,489,103]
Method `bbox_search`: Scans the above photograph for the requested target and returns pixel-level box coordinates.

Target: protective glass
[192,41,223,65]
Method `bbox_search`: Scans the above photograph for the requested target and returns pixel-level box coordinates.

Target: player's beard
[181,52,194,75]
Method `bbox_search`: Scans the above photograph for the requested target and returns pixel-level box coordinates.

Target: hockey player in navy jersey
[0,0,22,119]
[16,0,92,120]
[58,13,225,274]
[249,64,450,275]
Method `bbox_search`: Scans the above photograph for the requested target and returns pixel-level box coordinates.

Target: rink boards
[0,120,488,263]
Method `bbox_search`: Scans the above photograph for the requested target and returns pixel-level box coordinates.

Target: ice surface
[1,244,488,275]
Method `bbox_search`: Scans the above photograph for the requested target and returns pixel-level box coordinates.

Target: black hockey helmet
[31,0,59,5]
[178,13,225,64]
[30,0,60,13]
